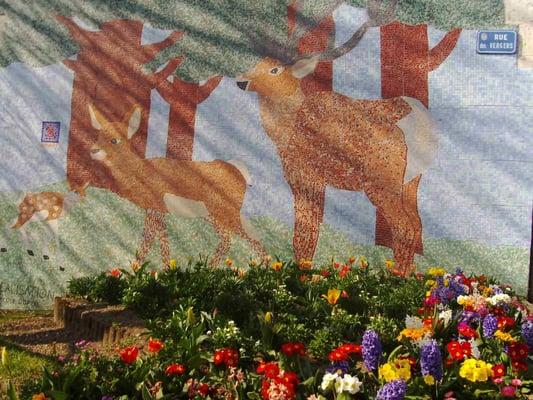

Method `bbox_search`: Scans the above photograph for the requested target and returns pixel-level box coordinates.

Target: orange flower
[148,337,164,353]
[119,346,139,364]
[32,394,47,400]
[323,289,341,305]
[299,259,313,270]
[225,258,233,267]
[348,256,356,264]
[109,268,121,278]
[271,261,283,271]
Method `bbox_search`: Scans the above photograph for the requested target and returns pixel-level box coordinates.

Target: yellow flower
[378,359,411,382]
[425,279,436,287]
[427,267,446,277]
[397,326,432,342]
[168,259,177,270]
[494,330,516,342]
[250,259,258,267]
[359,256,369,269]
[32,394,47,400]
[424,375,435,385]
[385,259,395,270]
[323,289,341,305]
[1,346,8,367]
[299,259,313,270]
[225,258,233,267]
[459,359,493,382]
[264,312,273,324]
[130,261,141,272]
[271,261,283,271]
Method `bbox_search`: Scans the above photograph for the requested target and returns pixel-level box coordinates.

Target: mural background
[0,0,531,308]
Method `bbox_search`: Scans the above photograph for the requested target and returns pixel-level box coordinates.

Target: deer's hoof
[43,255,49,260]
[27,250,34,256]
[0,247,6,253]
[59,266,65,272]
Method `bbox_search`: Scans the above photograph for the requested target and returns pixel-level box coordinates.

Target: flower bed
[6,259,533,399]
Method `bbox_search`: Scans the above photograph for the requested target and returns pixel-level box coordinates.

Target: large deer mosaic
[236,0,437,276]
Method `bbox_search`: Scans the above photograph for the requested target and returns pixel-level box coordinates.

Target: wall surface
[0,1,531,309]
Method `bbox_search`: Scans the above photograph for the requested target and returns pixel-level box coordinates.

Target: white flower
[405,315,423,329]
[320,373,337,391]
[438,310,453,326]
[342,374,362,394]
[413,332,433,348]
[487,294,511,306]
[334,376,345,394]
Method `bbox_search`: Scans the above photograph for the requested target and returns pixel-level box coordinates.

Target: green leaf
[142,384,154,400]
[7,381,19,400]
[246,392,262,400]
[50,391,68,400]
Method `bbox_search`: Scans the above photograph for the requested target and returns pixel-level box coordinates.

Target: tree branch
[155,78,176,104]
[150,56,184,88]
[62,59,79,71]
[195,76,222,104]
[141,31,183,62]
[55,15,97,48]
[428,28,461,71]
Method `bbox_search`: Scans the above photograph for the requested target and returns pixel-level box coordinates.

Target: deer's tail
[228,160,253,186]
[398,97,438,183]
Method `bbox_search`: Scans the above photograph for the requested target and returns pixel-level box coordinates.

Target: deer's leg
[290,183,326,263]
[156,215,170,268]
[210,223,232,267]
[136,210,159,264]
[364,182,416,276]
[18,226,35,256]
[43,219,59,261]
[235,216,268,259]
[402,175,423,274]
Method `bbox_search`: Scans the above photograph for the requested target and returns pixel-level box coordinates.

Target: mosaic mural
[0,0,531,308]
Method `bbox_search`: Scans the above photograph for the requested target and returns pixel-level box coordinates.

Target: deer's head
[88,104,142,165]
[236,0,396,98]
[236,56,320,97]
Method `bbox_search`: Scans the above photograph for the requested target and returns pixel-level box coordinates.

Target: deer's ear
[88,104,105,130]
[291,55,320,79]
[125,105,142,139]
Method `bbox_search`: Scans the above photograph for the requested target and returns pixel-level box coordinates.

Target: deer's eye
[269,67,283,75]
[110,138,121,145]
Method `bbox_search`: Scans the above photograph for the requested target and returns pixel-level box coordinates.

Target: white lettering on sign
[494,33,508,40]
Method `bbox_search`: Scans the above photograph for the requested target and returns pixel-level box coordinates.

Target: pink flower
[493,377,504,384]
[501,386,516,397]
[511,379,522,386]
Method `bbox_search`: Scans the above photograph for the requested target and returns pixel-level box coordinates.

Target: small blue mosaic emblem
[41,121,61,143]
[477,30,517,54]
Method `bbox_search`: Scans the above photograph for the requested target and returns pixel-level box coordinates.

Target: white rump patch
[163,193,209,218]
[397,97,439,182]
[228,160,252,186]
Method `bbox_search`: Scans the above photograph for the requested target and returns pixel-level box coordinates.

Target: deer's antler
[291,0,398,63]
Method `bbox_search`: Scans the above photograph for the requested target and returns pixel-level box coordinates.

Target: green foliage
[9,261,533,399]
[67,271,127,305]
[1,0,506,72]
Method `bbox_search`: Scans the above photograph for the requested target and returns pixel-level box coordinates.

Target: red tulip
[119,346,138,364]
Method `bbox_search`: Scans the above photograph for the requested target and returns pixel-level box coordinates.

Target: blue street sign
[477,30,517,54]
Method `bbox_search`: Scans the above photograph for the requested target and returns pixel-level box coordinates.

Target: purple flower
[420,340,443,381]
[326,360,350,375]
[377,379,407,400]
[101,397,114,400]
[483,314,498,338]
[362,330,382,372]
[521,320,533,350]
